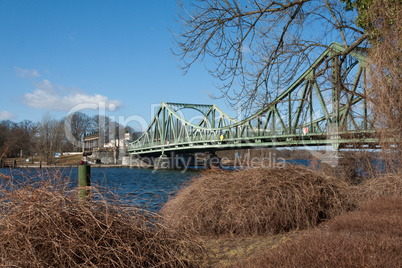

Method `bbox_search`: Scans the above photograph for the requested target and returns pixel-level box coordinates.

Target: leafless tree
[64,112,92,150]
[89,115,111,146]
[173,0,368,112]
[37,113,65,164]
[0,120,37,158]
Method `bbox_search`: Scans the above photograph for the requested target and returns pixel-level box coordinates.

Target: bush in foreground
[355,172,402,202]
[162,165,353,236]
[235,196,402,267]
[0,173,204,267]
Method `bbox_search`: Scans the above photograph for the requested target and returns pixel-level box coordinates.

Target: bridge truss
[128,43,377,156]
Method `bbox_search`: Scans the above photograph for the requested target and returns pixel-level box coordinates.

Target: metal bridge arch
[128,43,378,156]
[165,102,237,128]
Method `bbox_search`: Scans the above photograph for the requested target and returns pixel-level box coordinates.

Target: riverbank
[203,195,402,267]
[0,164,401,267]
[160,167,401,267]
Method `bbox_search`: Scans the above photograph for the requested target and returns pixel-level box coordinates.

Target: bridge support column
[130,156,154,168]
[154,155,170,169]
[205,153,222,169]
[318,151,356,180]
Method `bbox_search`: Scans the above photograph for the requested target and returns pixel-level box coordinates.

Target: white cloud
[15,67,40,78]
[0,111,17,120]
[22,79,122,111]
[241,44,251,54]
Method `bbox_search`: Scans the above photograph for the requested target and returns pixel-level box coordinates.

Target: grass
[161,165,353,236]
[56,153,83,165]
[203,231,301,267]
[161,167,401,267]
[0,173,205,267]
[1,153,83,167]
[233,195,402,268]
[354,173,402,202]
[0,164,400,267]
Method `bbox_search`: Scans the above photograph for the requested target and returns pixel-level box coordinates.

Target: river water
[0,159,323,212]
[0,158,386,211]
[0,167,200,212]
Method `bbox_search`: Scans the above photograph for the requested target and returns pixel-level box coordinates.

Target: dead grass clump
[367,0,402,174]
[0,173,205,267]
[161,165,352,236]
[354,172,402,203]
[234,196,402,268]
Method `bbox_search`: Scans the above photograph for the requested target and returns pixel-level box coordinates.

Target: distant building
[83,132,133,163]
[83,133,102,152]
[103,132,132,148]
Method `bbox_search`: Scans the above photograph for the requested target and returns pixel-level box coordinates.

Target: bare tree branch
[173,0,367,113]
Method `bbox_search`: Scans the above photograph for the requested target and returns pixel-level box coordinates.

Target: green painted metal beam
[128,42,382,157]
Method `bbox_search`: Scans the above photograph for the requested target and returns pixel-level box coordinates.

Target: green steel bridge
[128,43,378,158]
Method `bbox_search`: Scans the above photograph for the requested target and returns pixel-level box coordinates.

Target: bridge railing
[128,42,378,155]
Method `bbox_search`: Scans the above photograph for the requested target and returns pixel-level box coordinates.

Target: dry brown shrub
[0,173,205,267]
[161,165,353,236]
[367,0,402,174]
[353,172,402,203]
[317,155,357,183]
[234,196,402,268]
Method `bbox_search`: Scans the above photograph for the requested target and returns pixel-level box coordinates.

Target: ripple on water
[0,167,199,212]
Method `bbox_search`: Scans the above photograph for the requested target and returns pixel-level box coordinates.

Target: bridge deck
[128,43,380,157]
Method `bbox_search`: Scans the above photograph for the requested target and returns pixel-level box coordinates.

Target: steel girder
[128,42,377,156]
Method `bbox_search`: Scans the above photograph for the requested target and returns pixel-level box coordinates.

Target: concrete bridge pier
[153,153,202,169]
[205,154,222,169]
[130,156,154,168]
[153,153,184,169]
[318,150,356,180]
[154,155,170,169]
[152,153,223,170]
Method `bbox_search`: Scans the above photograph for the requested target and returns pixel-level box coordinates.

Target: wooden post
[78,163,91,201]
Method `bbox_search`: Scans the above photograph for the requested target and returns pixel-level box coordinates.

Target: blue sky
[0,0,230,129]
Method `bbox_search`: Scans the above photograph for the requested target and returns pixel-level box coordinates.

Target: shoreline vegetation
[0,163,400,267]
